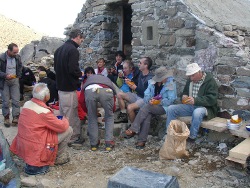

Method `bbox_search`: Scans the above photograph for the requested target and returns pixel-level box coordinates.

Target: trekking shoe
[114,112,128,123]
[55,152,70,165]
[12,116,19,125]
[91,140,100,151]
[25,164,50,175]
[4,116,10,128]
[105,141,115,152]
[135,142,145,150]
[68,137,85,147]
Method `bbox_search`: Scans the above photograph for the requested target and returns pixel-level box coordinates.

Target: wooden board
[177,116,227,132]
[225,156,246,168]
[229,138,250,161]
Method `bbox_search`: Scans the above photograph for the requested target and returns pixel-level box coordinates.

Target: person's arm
[161,79,177,107]
[68,49,82,78]
[43,112,69,133]
[143,81,153,104]
[194,79,218,107]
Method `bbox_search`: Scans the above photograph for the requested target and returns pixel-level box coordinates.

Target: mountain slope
[0,14,44,53]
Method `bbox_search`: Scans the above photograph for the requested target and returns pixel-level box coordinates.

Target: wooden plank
[177,116,227,132]
[201,117,227,132]
[226,156,246,168]
[229,138,250,161]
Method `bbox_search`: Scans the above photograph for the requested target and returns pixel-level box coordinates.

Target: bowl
[246,125,250,132]
[230,117,242,124]
[227,121,241,130]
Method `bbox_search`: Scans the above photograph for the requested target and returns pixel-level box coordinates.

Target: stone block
[223,31,238,37]
[216,65,235,75]
[236,67,250,76]
[186,37,195,47]
[229,138,250,161]
[218,85,235,95]
[175,28,195,37]
[107,166,179,188]
[0,168,15,185]
[168,18,184,28]
[142,21,158,45]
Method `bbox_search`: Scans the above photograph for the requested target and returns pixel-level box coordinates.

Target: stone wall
[69,0,250,113]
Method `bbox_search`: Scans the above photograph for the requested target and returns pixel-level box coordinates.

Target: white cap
[186,63,201,76]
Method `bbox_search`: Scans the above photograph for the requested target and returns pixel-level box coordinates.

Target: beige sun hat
[152,66,173,82]
[186,63,201,76]
[39,71,47,79]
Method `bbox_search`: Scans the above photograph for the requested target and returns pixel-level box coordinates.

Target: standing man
[54,29,84,146]
[115,57,154,124]
[0,43,22,127]
[165,63,218,142]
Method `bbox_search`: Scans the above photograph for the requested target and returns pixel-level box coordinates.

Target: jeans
[166,104,207,139]
[1,78,20,117]
[130,104,166,142]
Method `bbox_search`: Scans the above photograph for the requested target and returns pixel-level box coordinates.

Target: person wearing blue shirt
[116,60,134,93]
[123,66,177,149]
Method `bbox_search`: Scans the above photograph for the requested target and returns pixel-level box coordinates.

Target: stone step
[108,166,179,188]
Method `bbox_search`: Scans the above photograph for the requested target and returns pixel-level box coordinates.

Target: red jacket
[10,98,69,166]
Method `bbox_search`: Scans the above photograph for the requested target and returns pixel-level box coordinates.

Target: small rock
[200,148,209,153]
[194,152,201,157]
[152,161,162,166]
[40,178,53,188]
[21,176,37,187]
[188,160,198,165]
[217,143,227,152]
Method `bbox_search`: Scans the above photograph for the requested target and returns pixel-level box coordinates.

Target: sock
[121,109,127,113]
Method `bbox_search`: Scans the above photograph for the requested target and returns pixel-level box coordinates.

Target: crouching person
[10,83,73,175]
[81,74,116,152]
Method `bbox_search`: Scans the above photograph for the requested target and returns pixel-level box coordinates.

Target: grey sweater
[82,75,116,95]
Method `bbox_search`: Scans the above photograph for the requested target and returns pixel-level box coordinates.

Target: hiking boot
[25,164,50,175]
[68,137,85,147]
[114,112,128,123]
[90,140,100,151]
[55,152,70,165]
[12,116,19,125]
[4,116,10,128]
[105,141,115,152]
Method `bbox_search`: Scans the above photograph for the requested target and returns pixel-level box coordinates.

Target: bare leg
[127,103,139,123]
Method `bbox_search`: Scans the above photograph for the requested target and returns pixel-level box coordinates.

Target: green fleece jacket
[182,72,218,120]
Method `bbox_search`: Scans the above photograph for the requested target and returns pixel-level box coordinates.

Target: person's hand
[118,71,123,78]
[6,74,15,80]
[182,96,194,105]
[149,99,154,105]
[125,78,136,89]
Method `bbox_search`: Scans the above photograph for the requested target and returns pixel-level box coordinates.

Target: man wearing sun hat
[123,66,177,149]
[165,63,218,142]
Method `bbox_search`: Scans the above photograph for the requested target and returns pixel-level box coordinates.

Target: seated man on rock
[165,63,218,142]
[115,57,154,124]
[123,67,177,149]
[10,83,73,175]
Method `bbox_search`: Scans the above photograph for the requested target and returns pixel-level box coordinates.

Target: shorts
[126,92,145,108]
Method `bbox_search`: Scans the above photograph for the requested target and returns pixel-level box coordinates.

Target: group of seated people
[10,51,218,175]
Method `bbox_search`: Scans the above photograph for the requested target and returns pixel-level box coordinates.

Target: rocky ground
[1,95,250,188]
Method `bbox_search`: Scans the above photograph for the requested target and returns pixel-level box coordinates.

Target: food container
[246,125,250,132]
[227,120,241,130]
[151,99,161,105]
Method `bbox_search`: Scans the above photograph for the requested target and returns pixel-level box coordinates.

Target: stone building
[66,0,250,114]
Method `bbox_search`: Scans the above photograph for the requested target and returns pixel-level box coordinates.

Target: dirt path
[0,98,250,187]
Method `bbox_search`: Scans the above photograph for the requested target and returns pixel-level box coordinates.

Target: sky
[0,0,86,38]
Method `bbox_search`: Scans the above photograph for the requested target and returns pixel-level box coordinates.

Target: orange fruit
[152,99,161,105]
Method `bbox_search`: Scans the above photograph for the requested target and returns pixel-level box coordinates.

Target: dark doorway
[123,5,132,59]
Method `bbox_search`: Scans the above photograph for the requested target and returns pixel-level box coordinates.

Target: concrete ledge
[108,166,179,188]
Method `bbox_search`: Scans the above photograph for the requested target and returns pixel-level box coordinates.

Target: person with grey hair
[54,29,85,147]
[165,63,218,142]
[10,83,73,175]
[0,43,22,127]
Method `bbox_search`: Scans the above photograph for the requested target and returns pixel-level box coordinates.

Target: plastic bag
[159,120,190,160]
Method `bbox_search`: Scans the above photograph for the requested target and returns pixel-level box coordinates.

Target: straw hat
[152,66,173,82]
[39,71,47,79]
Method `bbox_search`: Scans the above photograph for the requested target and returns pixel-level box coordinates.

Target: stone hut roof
[182,0,250,29]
